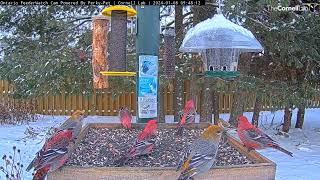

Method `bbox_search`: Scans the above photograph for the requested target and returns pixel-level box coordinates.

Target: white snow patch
[219,108,320,180]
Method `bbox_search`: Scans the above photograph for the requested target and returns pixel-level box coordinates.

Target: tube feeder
[163,27,176,78]
[101,6,136,72]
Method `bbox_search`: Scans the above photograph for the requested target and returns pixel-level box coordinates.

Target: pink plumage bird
[115,120,158,166]
[119,107,132,129]
[237,115,293,157]
[27,110,85,180]
[28,130,74,180]
[136,119,157,142]
[177,99,196,135]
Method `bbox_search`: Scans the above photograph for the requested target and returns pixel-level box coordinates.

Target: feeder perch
[179,14,263,78]
[100,71,136,76]
[101,6,136,72]
[163,27,176,78]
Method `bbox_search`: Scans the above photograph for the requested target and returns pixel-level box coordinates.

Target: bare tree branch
[162,11,193,28]
[55,16,92,22]
[247,16,272,30]
[52,20,91,35]
[68,16,92,24]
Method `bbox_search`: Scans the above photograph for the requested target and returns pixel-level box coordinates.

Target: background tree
[224,0,320,131]
[0,6,103,98]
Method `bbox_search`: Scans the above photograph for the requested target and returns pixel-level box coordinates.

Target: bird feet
[242,145,254,153]
[247,147,255,153]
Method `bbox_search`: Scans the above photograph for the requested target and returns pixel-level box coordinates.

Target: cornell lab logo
[267,3,319,13]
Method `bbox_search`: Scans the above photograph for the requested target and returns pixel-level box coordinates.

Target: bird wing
[33,130,72,170]
[188,153,214,169]
[27,130,72,171]
[180,108,196,126]
[130,136,156,156]
[34,147,68,171]
[176,147,192,171]
[185,109,196,124]
[243,128,276,145]
[179,153,215,180]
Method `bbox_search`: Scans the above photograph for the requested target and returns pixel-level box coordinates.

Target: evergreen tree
[224,0,320,131]
[0,6,104,98]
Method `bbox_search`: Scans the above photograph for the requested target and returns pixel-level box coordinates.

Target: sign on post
[138,55,158,118]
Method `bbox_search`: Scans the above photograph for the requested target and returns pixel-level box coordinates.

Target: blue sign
[138,55,158,118]
[139,77,158,97]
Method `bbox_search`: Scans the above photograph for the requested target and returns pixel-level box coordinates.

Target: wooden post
[92,15,109,89]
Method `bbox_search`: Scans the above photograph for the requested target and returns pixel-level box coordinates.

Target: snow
[0,108,319,180]
[220,108,320,180]
[179,14,264,53]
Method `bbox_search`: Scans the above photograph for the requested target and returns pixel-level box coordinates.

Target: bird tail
[177,174,190,180]
[272,144,293,157]
[26,157,36,172]
[32,167,49,180]
[178,167,197,180]
[176,126,184,136]
[178,172,195,180]
[114,155,130,167]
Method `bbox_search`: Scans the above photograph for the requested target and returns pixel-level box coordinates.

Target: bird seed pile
[66,127,253,167]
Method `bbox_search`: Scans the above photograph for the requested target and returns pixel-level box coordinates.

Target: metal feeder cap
[101,6,137,17]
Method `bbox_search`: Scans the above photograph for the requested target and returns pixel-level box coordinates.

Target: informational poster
[138,55,158,118]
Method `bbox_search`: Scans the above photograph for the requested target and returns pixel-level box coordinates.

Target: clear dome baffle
[179,14,263,53]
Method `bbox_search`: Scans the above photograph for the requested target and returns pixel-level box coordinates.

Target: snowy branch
[163,11,193,27]
[247,17,272,30]
[52,20,91,35]
[68,16,92,24]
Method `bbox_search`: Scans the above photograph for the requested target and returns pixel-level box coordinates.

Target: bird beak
[217,131,223,136]
[225,126,236,131]
[217,119,236,131]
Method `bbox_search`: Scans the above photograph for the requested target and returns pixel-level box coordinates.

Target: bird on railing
[30,130,74,180]
[26,110,85,180]
[237,115,293,157]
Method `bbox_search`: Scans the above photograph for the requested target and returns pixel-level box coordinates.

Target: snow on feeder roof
[179,14,263,53]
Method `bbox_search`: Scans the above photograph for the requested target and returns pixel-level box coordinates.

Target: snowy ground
[0,108,319,180]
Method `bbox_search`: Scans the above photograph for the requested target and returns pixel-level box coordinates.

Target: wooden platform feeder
[48,123,276,180]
